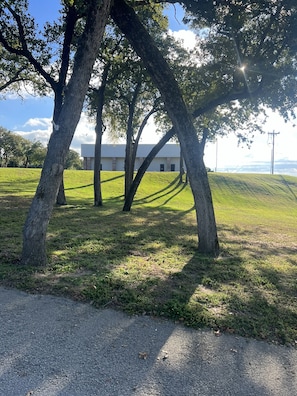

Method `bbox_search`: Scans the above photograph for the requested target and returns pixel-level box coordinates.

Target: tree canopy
[0,126,82,169]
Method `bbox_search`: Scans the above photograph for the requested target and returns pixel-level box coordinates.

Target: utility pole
[215,138,218,172]
[268,131,279,175]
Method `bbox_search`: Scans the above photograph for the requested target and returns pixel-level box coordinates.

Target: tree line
[0,127,82,169]
[0,0,296,266]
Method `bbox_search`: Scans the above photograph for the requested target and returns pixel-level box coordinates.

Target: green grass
[1,168,297,346]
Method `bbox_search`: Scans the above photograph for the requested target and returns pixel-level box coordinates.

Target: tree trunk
[124,83,141,199]
[93,63,110,206]
[125,131,134,199]
[55,6,79,206]
[179,146,185,184]
[21,0,112,266]
[111,0,219,255]
[123,105,158,210]
[123,127,175,211]
[56,178,67,205]
[94,117,103,207]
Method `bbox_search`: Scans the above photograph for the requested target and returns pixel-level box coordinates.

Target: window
[170,164,175,171]
[160,164,165,172]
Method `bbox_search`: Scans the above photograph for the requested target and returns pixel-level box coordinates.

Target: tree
[0,127,23,167]
[181,0,297,117]
[103,7,167,200]
[117,2,296,252]
[86,33,125,207]
[106,73,160,199]
[0,0,112,266]
[0,127,47,167]
[122,32,268,212]
[22,140,46,168]
[0,1,89,204]
[65,149,83,170]
[2,0,296,265]
[88,10,167,205]
[111,0,220,255]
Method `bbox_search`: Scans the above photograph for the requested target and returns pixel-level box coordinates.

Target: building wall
[81,144,182,172]
[101,157,125,171]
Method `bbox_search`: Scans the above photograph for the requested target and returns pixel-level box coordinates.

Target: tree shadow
[64,174,124,191]
[65,183,93,191]
[158,182,187,207]
[1,193,297,346]
[2,287,296,396]
[101,173,125,183]
[279,175,297,201]
[132,175,181,205]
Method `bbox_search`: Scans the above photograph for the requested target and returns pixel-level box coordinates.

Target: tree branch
[0,4,58,91]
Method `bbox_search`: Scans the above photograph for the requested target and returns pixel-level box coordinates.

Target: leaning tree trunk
[123,127,175,211]
[21,0,112,266]
[111,0,219,255]
[125,131,134,199]
[123,106,159,211]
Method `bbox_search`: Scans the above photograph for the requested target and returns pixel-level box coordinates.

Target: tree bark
[111,0,219,255]
[54,6,79,206]
[124,106,158,208]
[93,64,111,206]
[21,0,112,266]
[179,146,185,184]
[123,127,175,211]
[94,92,104,206]
[124,82,141,199]
[56,178,67,205]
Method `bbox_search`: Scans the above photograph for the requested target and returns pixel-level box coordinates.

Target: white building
[81,144,182,172]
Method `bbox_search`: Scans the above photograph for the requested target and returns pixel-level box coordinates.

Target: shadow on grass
[30,209,297,343]
[1,194,297,345]
[65,183,93,191]
[101,173,125,183]
[64,174,125,191]
[279,175,297,201]
[132,175,185,206]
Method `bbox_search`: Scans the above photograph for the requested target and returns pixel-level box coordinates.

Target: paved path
[0,286,296,395]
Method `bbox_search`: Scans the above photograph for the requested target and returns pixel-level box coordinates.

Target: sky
[0,2,296,176]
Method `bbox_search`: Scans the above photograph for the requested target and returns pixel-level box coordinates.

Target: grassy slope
[1,168,297,345]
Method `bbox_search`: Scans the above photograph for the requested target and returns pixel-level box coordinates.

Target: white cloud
[15,118,52,146]
[14,112,97,155]
[24,118,51,128]
[169,29,197,50]
[18,129,51,145]
[3,84,52,101]
[72,113,96,153]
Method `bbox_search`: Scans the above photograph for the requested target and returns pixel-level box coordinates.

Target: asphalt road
[0,286,296,396]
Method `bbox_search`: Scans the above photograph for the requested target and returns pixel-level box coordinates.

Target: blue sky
[0,2,296,175]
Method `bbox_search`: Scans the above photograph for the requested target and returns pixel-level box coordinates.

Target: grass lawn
[1,168,297,346]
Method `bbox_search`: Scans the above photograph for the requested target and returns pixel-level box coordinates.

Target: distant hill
[217,160,297,177]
